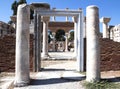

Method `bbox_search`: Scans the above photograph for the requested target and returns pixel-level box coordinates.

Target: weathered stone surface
[86,5,100,82]
[14,4,30,87]
[100,17,111,38]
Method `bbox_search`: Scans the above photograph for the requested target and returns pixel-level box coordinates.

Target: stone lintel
[30,2,50,10]
[72,16,78,22]
[41,16,50,22]
[100,17,111,23]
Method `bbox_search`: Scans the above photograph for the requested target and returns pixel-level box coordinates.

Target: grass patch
[83,80,120,89]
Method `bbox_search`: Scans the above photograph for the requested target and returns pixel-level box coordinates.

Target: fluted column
[42,16,49,58]
[14,4,30,87]
[100,17,111,38]
[86,5,100,82]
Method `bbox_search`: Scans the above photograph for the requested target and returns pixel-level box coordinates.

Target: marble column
[72,16,78,57]
[52,8,56,21]
[76,12,84,72]
[30,2,50,72]
[86,5,100,82]
[66,8,69,22]
[42,16,49,58]
[65,33,68,52]
[52,32,56,51]
[100,17,111,38]
[14,4,30,87]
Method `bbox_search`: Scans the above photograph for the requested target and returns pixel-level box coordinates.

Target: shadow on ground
[30,77,83,85]
[102,77,120,83]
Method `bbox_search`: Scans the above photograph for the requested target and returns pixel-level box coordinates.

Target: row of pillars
[14,3,101,87]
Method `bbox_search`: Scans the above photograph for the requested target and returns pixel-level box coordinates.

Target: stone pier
[42,16,50,58]
[100,17,111,38]
[65,33,68,52]
[31,3,50,71]
[14,4,30,87]
[86,5,100,82]
[72,16,78,57]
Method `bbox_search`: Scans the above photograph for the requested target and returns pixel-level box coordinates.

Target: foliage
[83,80,120,89]
[68,30,74,42]
[18,0,27,5]
[11,1,18,15]
[48,30,53,43]
[55,29,65,41]
[11,0,34,19]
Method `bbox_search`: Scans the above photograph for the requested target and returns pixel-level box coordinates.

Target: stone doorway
[14,3,86,87]
[31,3,84,73]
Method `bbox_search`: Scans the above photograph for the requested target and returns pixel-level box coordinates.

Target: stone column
[42,16,49,58]
[30,3,50,71]
[14,4,30,87]
[52,32,56,51]
[65,33,68,52]
[72,16,78,57]
[52,8,56,21]
[86,5,100,82]
[66,8,69,22]
[100,17,111,38]
[76,12,84,72]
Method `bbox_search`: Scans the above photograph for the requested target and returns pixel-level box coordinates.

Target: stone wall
[0,36,120,72]
[0,35,33,72]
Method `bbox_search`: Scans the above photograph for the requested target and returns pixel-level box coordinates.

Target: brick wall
[0,36,120,72]
[0,35,34,72]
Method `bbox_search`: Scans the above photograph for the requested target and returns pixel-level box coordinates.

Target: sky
[0,0,120,32]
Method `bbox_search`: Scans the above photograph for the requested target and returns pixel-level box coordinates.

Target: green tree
[11,0,27,15]
[48,30,53,43]
[11,1,18,15]
[55,29,65,41]
[11,0,34,20]
[18,0,27,5]
[68,30,74,42]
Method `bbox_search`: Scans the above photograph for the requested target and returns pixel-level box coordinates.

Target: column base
[14,80,30,87]
[41,53,50,59]
[65,50,69,52]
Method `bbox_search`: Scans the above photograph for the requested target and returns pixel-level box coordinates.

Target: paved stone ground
[14,59,85,89]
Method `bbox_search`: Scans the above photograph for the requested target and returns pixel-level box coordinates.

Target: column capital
[72,16,78,23]
[41,16,50,22]
[100,17,111,23]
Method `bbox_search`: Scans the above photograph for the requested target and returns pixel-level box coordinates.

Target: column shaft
[76,13,84,72]
[65,33,68,51]
[74,22,78,56]
[103,23,108,38]
[86,5,100,82]
[42,20,49,57]
[52,33,56,51]
[14,4,30,87]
